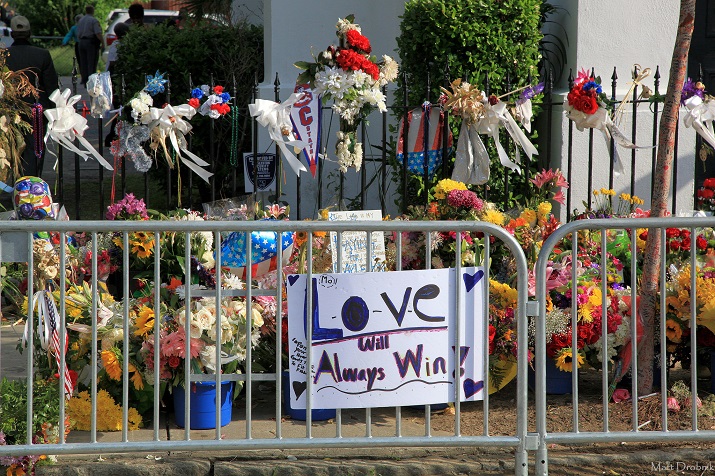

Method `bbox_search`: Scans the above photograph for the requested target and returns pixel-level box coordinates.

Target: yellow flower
[67,390,142,431]
[434,178,467,200]
[101,349,122,381]
[537,201,552,218]
[665,319,683,343]
[620,193,631,201]
[130,232,155,259]
[520,208,537,227]
[133,305,155,337]
[481,208,505,226]
[128,363,144,391]
[554,348,584,372]
[593,190,600,196]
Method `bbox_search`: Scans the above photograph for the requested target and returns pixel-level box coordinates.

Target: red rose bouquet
[697,177,715,212]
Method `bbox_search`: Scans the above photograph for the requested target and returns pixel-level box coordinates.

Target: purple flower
[516,82,544,105]
[681,78,705,106]
[106,193,149,220]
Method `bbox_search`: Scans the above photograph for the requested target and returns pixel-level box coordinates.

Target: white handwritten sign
[328,210,386,273]
[285,267,487,409]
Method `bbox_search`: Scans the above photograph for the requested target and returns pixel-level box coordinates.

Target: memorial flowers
[697,178,715,212]
[295,14,399,172]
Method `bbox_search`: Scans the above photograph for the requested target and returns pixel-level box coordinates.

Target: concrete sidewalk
[3,321,715,475]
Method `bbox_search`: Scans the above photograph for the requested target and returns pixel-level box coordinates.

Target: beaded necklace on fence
[230,105,239,167]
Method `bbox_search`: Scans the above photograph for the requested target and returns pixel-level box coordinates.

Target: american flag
[42,291,74,398]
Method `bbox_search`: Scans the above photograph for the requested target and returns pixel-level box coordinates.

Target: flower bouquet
[680,78,715,151]
[439,78,541,185]
[114,72,213,184]
[564,68,650,175]
[294,14,399,172]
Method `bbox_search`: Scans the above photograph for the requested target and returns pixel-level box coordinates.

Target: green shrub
[0,378,63,446]
[395,0,543,208]
[112,22,264,204]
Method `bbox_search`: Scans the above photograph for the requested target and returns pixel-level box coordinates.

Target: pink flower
[611,388,630,403]
[160,327,204,359]
[552,190,566,205]
[667,397,680,412]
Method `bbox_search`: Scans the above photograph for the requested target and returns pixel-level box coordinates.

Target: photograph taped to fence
[286,267,486,409]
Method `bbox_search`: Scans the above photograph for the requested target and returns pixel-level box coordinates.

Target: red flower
[488,324,496,354]
[704,177,715,188]
[346,29,371,53]
[568,87,599,114]
[669,240,681,251]
[188,97,200,109]
[361,58,380,80]
[697,235,708,250]
[213,85,224,94]
[168,355,181,369]
[335,48,365,71]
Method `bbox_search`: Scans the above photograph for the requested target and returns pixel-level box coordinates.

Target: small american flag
[42,291,74,398]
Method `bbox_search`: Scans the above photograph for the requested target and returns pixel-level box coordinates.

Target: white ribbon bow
[249,93,309,176]
[44,88,114,171]
[564,102,652,176]
[682,96,715,150]
[144,103,214,183]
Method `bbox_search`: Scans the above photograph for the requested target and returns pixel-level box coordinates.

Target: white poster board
[285,267,487,409]
[328,210,386,273]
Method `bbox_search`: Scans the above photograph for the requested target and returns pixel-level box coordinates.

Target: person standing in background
[62,14,83,75]
[6,16,59,176]
[76,5,102,86]
[126,3,144,27]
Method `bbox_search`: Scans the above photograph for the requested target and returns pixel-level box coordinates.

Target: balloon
[13,176,54,220]
[220,229,294,280]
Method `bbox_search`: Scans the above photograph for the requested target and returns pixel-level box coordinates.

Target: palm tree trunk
[638,0,695,396]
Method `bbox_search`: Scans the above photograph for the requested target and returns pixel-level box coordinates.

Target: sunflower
[665,318,683,343]
[294,230,308,248]
[554,348,584,372]
[133,305,155,337]
[101,349,122,381]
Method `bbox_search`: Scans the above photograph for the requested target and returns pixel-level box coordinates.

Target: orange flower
[294,231,308,248]
[101,349,122,381]
[166,277,183,291]
[666,319,683,343]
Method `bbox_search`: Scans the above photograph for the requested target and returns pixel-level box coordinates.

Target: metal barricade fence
[0,219,530,475]
[534,216,715,476]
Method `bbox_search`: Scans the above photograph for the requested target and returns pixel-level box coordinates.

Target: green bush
[395,0,543,208]
[112,22,264,204]
[0,377,63,445]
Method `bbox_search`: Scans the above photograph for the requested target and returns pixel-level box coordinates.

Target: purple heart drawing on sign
[287,275,300,286]
[462,270,485,293]
[463,378,484,398]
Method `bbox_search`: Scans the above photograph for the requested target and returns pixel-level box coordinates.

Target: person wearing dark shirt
[6,15,59,177]
[75,5,102,86]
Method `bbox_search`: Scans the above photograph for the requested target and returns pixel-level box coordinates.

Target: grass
[49,45,106,76]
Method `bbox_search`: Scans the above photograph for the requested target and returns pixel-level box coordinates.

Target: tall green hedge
[112,22,264,204]
[396,0,543,207]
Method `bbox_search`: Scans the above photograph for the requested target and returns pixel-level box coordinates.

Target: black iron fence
[33,64,701,220]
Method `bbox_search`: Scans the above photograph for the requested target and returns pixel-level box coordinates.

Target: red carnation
[704,177,715,188]
[346,29,371,54]
[188,98,200,109]
[335,48,365,71]
[361,58,380,80]
[213,85,224,94]
[488,324,496,354]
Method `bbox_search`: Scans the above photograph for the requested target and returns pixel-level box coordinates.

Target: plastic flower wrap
[439,78,540,185]
[295,14,399,172]
[564,68,651,175]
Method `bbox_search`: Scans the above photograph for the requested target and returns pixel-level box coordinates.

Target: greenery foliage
[112,22,263,203]
[8,0,132,37]
[0,377,62,445]
[395,0,543,209]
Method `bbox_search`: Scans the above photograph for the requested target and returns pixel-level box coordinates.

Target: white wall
[547,0,696,217]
